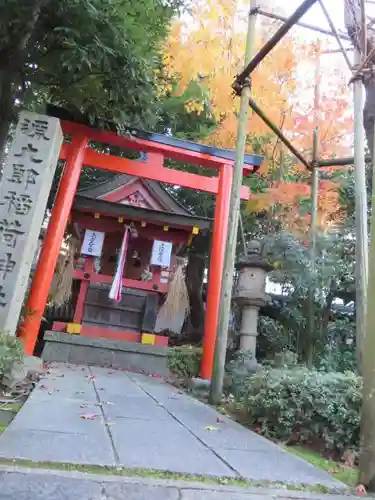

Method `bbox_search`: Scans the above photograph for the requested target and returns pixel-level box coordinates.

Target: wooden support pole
[19,134,88,354]
[306,48,320,367]
[200,164,232,379]
[208,1,257,402]
[247,97,311,170]
[316,156,370,167]
[306,132,319,367]
[359,122,375,490]
[353,51,368,372]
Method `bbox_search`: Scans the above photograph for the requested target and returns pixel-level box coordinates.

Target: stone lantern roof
[236,239,273,272]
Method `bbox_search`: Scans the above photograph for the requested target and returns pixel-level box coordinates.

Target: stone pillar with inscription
[0,111,63,336]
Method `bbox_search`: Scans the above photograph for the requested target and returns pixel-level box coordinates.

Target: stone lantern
[233,239,273,371]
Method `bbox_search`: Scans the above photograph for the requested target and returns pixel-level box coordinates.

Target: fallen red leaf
[216,418,225,424]
[87,375,96,381]
[328,469,340,475]
[80,413,99,420]
[356,484,367,496]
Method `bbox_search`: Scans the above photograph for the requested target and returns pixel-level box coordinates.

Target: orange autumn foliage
[249,177,342,236]
[162,0,353,232]
[293,83,352,160]
[163,0,297,153]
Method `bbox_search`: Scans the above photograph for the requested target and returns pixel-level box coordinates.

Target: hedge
[232,366,361,455]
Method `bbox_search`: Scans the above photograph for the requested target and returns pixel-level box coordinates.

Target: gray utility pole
[209,0,257,405]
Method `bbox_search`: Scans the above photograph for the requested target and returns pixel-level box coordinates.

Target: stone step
[42,331,169,377]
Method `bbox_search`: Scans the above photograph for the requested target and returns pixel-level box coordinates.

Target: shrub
[233,366,361,455]
[0,332,24,381]
[316,319,356,373]
[167,345,202,379]
[318,349,356,373]
[258,316,295,359]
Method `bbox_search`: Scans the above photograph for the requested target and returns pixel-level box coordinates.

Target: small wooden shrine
[21,105,264,378]
[50,172,211,347]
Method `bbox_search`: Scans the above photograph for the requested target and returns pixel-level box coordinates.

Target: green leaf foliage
[0,0,182,129]
[232,366,361,456]
[260,229,355,365]
[167,345,202,379]
[0,332,23,380]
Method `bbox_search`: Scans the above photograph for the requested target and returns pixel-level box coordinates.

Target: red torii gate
[19,112,263,379]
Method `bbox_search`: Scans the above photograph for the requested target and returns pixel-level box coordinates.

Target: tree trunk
[364,78,375,163]
[0,0,49,163]
[321,276,335,332]
[300,300,315,366]
[0,70,14,167]
[184,232,209,343]
[185,252,205,342]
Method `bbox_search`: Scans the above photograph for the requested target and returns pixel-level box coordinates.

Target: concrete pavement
[0,363,347,492]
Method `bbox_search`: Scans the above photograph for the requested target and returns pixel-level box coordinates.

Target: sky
[280,0,374,32]
[263,1,352,75]
[256,1,361,121]
[270,1,375,61]
[279,0,345,31]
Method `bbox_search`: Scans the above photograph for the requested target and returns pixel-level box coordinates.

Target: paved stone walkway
[0,467,360,500]
[0,363,346,491]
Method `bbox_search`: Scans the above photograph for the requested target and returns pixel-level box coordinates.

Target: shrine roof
[46,104,264,169]
[73,194,211,231]
[78,175,193,216]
